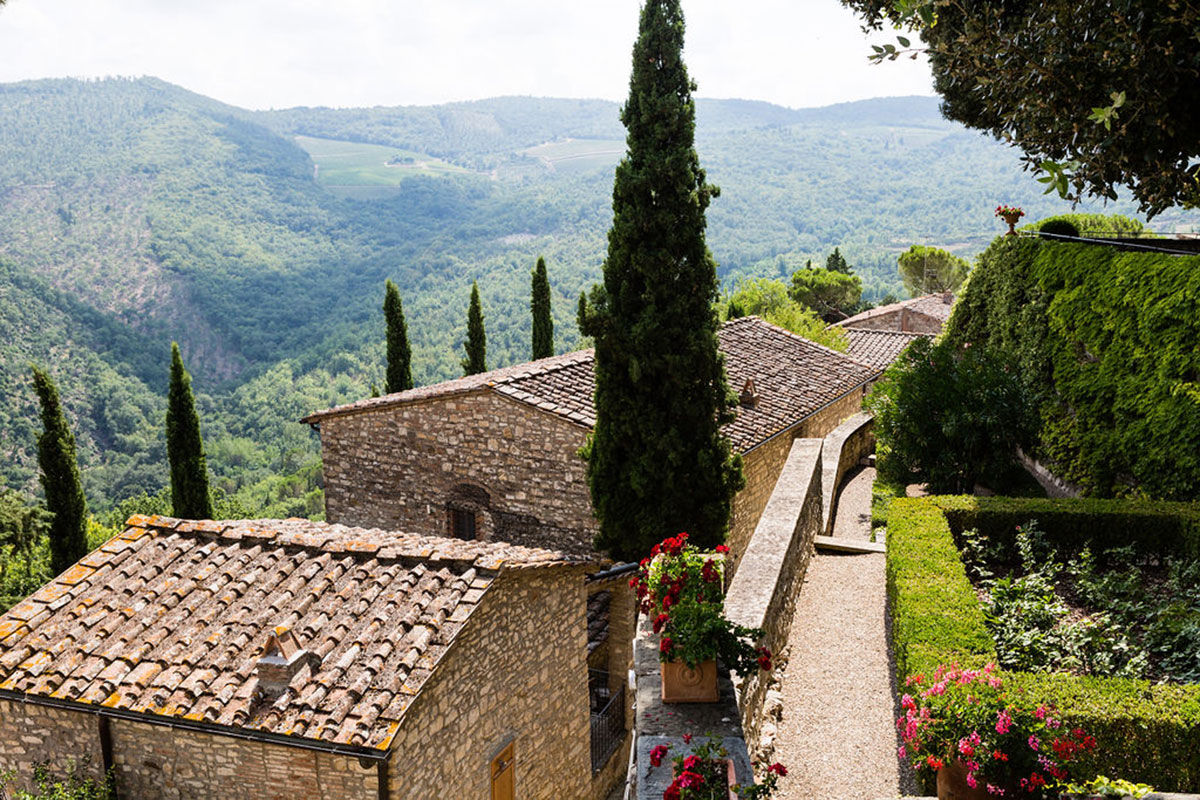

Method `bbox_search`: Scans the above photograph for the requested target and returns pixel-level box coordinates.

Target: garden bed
[886,496,1200,792]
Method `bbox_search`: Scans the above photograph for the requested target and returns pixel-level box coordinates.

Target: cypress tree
[578,0,743,561]
[30,366,89,574]
[383,279,413,393]
[461,281,488,375]
[166,342,213,519]
[530,256,554,360]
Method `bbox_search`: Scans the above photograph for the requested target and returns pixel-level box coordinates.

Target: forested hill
[1,77,1195,513]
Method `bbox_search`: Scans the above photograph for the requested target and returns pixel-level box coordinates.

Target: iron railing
[590,681,626,773]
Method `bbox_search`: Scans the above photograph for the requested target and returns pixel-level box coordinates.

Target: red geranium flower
[768,762,787,776]
[650,744,669,767]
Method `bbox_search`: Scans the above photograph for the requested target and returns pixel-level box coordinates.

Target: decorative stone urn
[660,659,719,703]
[1002,212,1022,236]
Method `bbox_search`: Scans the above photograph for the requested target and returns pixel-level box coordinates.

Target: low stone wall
[724,437,824,755]
[820,412,875,534]
[1016,447,1084,498]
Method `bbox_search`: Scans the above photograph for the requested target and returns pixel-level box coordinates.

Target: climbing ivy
[944,236,1200,499]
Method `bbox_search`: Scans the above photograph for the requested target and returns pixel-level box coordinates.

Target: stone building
[303,315,878,573]
[833,292,954,334]
[0,516,635,800]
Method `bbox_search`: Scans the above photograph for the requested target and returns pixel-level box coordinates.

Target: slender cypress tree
[31,366,89,574]
[530,256,554,360]
[383,279,413,393]
[166,343,213,519]
[461,281,488,375]
[578,0,743,561]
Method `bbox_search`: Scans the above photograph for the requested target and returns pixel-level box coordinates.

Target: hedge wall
[886,496,1200,790]
[944,237,1200,500]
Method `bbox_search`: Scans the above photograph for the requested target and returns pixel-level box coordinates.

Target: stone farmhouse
[302,315,878,572]
[0,516,635,800]
[834,291,954,334]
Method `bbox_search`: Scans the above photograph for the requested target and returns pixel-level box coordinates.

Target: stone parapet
[820,412,875,535]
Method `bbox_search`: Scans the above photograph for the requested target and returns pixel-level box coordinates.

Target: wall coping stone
[724,437,822,633]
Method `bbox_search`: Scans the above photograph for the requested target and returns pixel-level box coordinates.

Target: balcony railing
[589,674,626,773]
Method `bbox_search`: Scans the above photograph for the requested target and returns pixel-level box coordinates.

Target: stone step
[814,535,886,554]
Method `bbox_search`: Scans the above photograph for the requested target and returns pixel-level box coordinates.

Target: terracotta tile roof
[833,292,955,329]
[844,329,932,371]
[0,516,597,752]
[304,317,875,452]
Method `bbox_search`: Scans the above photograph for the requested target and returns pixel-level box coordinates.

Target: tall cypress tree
[578,0,743,561]
[530,256,554,360]
[383,279,413,393]
[31,366,89,574]
[166,343,213,519]
[461,281,488,375]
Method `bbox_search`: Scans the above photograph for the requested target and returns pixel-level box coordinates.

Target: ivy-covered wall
[945,237,1200,500]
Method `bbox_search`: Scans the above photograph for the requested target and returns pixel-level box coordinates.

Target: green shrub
[1036,218,1081,239]
[886,496,1200,790]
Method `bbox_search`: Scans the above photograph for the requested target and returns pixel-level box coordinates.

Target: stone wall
[107,722,377,799]
[586,574,637,798]
[0,700,378,799]
[320,391,597,553]
[387,566,611,800]
[724,438,824,755]
[726,388,865,576]
[820,413,875,534]
[0,701,105,787]
[846,308,944,334]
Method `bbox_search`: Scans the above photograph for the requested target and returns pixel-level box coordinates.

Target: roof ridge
[489,348,595,388]
[124,515,597,571]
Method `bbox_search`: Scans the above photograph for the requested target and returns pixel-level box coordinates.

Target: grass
[293,136,471,192]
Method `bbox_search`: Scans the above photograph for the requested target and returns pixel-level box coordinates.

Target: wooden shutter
[490,741,515,800]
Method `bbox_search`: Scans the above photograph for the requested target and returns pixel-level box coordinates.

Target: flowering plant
[897,663,1096,798]
[649,736,787,800]
[995,205,1025,219]
[631,534,771,675]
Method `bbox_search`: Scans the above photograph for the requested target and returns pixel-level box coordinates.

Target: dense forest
[1,76,1197,517]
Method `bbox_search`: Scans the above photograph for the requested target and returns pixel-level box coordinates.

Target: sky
[0,0,933,111]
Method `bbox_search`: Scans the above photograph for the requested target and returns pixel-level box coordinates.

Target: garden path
[771,465,918,800]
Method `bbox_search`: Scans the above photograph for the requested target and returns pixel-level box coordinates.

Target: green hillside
[1,76,1197,514]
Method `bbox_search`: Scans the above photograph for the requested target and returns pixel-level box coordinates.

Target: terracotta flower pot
[1002,212,1022,236]
[660,659,718,703]
[936,760,1012,800]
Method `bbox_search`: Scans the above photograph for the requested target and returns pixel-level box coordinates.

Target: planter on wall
[660,659,719,703]
[1002,213,1022,236]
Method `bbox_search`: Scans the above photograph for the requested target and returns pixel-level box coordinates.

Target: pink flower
[996,710,1013,734]
[650,745,669,767]
[682,733,693,744]
[1028,735,1040,752]
[898,745,907,759]
[966,772,978,789]
[677,770,705,789]
[987,784,1006,795]
[901,694,916,711]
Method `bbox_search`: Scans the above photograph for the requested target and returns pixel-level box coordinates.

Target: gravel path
[832,465,875,541]
[773,467,918,800]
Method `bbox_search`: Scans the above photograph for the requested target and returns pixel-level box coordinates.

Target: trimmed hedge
[886,496,1200,790]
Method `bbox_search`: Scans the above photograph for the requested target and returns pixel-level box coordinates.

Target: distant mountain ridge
[0,76,1194,511]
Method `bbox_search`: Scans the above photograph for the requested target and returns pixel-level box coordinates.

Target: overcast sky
[0,0,932,110]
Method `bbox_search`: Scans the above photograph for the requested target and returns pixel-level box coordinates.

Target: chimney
[256,626,312,697]
[739,378,758,408]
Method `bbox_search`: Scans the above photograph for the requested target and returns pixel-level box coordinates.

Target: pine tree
[530,256,554,360]
[383,279,413,393]
[826,247,851,274]
[30,366,89,574]
[578,0,743,561]
[166,343,213,519]
[461,281,488,375]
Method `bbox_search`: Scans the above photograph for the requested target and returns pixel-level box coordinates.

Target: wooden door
[490,741,515,800]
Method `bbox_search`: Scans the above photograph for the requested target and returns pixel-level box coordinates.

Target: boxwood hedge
[886,495,1200,790]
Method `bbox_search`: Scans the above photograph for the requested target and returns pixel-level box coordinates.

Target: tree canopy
[724,278,847,351]
[789,267,863,322]
[843,0,1200,216]
[579,0,743,560]
[897,245,970,296]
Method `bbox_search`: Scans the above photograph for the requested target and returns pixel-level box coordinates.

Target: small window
[451,508,477,540]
